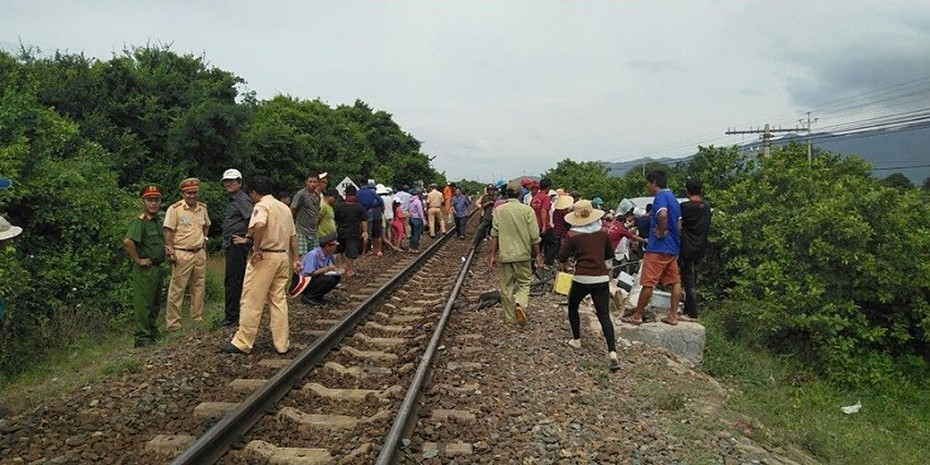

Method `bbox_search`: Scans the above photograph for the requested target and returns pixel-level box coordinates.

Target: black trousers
[302,274,341,300]
[541,229,558,265]
[679,256,700,318]
[474,218,492,246]
[567,281,616,352]
[224,244,249,324]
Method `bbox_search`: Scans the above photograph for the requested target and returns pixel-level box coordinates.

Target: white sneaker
[608,351,620,372]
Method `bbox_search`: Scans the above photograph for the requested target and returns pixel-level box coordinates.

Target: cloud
[773,3,930,113]
[627,59,683,74]
[783,43,930,111]
[4,1,929,182]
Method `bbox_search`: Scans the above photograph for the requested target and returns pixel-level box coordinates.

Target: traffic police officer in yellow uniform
[163,178,211,330]
[221,175,300,355]
[123,185,166,348]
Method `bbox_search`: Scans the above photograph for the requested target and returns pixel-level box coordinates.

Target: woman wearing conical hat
[558,200,620,372]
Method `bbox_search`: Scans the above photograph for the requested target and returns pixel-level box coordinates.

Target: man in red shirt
[603,211,645,252]
[530,178,554,267]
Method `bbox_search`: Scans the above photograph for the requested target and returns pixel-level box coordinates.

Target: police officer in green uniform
[122,185,166,348]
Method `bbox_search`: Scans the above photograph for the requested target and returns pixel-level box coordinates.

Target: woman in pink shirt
[392,199,407,251]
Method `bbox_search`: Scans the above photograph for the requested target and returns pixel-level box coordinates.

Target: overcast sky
[2,0,929,181]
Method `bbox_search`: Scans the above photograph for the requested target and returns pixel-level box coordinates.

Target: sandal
[660,317,678,326]
[620,316,644,326]
[566,339,581,349]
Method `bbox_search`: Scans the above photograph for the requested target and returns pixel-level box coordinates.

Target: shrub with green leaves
[0,45,449,381]
[708,143,930,385]
[0,85,136,379]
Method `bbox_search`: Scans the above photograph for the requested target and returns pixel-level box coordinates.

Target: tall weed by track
[702,308,930,465]
[0,256,227,410]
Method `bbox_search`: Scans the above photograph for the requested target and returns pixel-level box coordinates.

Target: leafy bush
[543,159,626,207]
[0,86,136,379]
[0,45,447,381]
[707,143,930,385]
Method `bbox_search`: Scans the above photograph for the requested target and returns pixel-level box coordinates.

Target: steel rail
[171,221,465,465]
[375,239,478,464]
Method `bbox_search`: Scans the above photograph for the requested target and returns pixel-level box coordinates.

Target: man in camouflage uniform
[122,185,166,348]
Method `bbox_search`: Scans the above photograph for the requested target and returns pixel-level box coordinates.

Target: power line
[872,163,930,171]
[808,121,930,145]
[745,75,930,132]
[816,107,930,133]
[810,76,930,114]
[725,124,801,157]
[634,73,930,163]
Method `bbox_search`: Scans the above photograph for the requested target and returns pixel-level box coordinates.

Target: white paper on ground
[840,401,862,414]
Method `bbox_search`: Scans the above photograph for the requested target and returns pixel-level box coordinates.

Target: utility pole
[725,123,799,157]
[799,112,818,165]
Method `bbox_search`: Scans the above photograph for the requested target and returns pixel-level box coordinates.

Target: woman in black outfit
[558,199,620,372]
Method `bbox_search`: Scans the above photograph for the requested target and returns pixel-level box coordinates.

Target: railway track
[157,214,478,464]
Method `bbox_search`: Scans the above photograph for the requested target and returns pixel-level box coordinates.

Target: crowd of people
[119,167,711,368]
[122,169,470,352]
[482,171,712,372]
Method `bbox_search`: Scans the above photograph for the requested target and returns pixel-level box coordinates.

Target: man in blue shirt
[451,187,470,239]
[624,170,683,326]
[356,180,384,255]
[289,233,342,305]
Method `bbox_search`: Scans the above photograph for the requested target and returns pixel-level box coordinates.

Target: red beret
[179,177,201,192]
[141,185,162,199]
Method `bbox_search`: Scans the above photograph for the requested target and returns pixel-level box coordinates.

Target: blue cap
[0,178,11,189]
[592,197,603,205]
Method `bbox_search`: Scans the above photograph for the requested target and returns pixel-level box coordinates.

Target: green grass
[702,311,930,465]
[652,387,687,412]
[0,256,227,413]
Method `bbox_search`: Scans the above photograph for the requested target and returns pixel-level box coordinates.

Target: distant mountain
[601,157,690,177]
[815,126,930,184]
[600,125,930,184]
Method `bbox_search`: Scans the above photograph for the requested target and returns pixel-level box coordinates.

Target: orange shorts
[640,252,680,287]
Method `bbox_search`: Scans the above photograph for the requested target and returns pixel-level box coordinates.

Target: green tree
[242,95,375,192]
[678,145,752,195]
[612,160,680,202]
[24,45,249,188]
[0,84,135,378]
[242,96,441,193]
[882,172,915,191]
[0,45,447,380]
[454,179,485,196]
[544,159,623,207]
[711,143,930,385]
[337,100,439,188]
